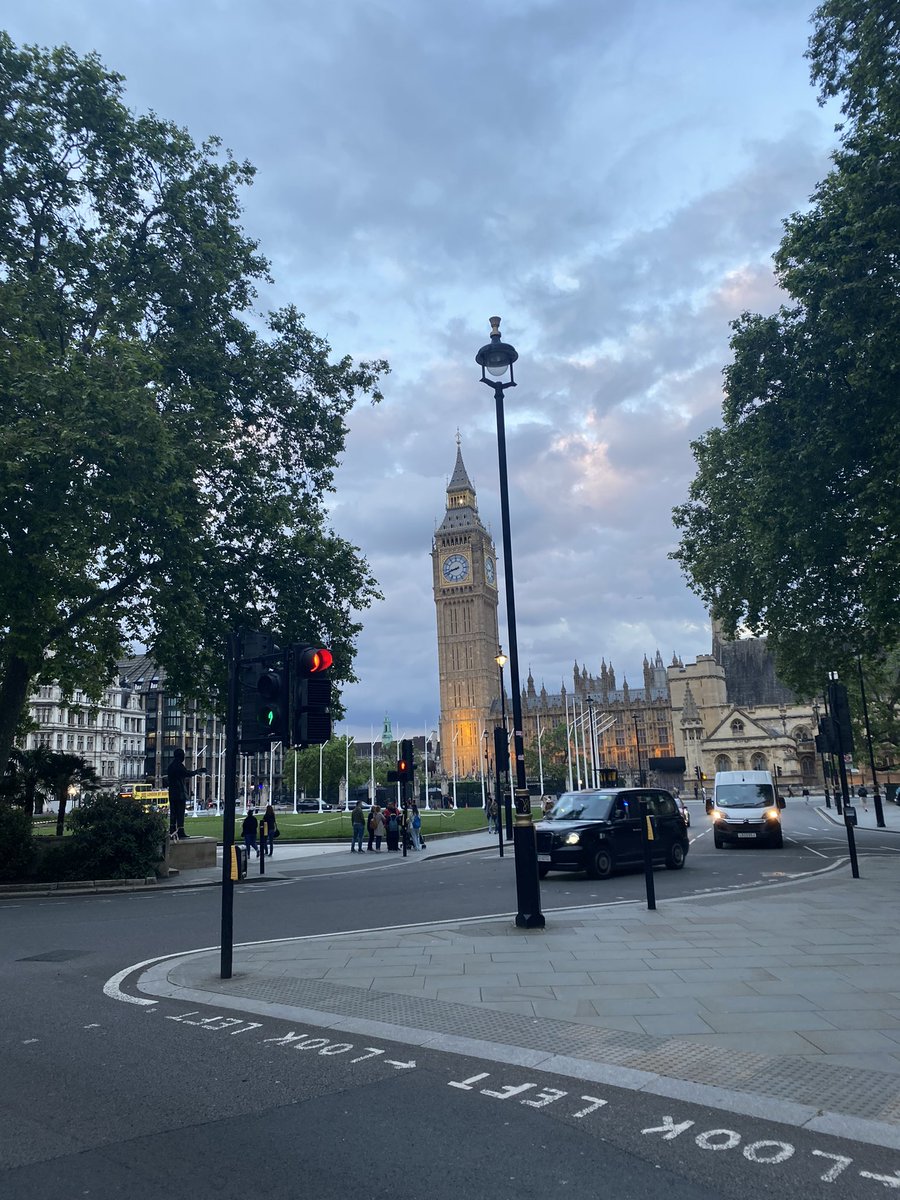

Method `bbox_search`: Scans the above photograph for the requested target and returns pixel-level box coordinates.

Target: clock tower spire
[432,439,500,778]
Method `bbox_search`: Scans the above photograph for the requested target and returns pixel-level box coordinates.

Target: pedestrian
[261,803,278,855]
[858,784,869,811]
[488,799,498,833]
[409,802,423,850]
[369,804,385,851]
[242,809,259,858]
[166,748,208,841]
[384,800,401,851]
[802,787,810,803]
[351,800,366,852]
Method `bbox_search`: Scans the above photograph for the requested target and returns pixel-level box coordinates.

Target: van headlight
[711,809,723,822]
[563,832,581,845]
[765,808,780,821]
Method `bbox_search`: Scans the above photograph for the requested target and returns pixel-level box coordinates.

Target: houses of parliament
[432,442,819,790]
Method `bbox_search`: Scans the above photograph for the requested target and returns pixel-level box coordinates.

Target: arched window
[751,753,767,770]
[715,754,732,772]
[730,719,744,735]
[792,726,810,742]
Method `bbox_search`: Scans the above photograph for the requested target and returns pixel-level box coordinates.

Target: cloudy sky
[7,1,839,743]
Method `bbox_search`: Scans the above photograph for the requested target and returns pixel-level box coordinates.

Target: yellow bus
[119,783,169,812]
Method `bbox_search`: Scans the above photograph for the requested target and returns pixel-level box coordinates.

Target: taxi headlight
[563,832,581,845]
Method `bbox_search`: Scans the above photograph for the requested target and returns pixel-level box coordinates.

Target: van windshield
[544,792,614,821]
[716,783,775,808]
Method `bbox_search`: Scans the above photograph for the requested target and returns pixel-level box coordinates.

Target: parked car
[535,787,689,879]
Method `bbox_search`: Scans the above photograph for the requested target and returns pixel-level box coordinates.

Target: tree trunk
[55,782,68,838]
[0,653,34,777]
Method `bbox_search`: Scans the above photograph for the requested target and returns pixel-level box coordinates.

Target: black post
[402,777,408,858]
[493,386,543,927]
[220,631,241,979]
[829,677,859,879]
[495,758,504,859]
[498,665,513,841]
[640,796,657,911]
[857,656,885,828]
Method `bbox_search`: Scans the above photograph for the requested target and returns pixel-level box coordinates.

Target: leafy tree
[672,0,900,693]
[0,36,388,770]
[283,736,367,803]
[524,722,570,783]
[45,753,100,837]
[3,745,54,817]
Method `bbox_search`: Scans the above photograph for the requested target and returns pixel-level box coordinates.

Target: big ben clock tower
[432,439,501,778]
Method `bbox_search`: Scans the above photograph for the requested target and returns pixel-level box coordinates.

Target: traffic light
[292,644,333,746]
[494,725,509,773]
[240,655,289,751]
[827,679,855,754]
[399,739,414,782]
[816,716,839,755]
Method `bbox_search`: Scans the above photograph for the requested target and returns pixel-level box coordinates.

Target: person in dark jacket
[384,801,401,851]
[242,809,259,858]
[261,803,278,855]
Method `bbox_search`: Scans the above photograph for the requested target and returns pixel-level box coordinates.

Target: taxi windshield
[544,792,615,821]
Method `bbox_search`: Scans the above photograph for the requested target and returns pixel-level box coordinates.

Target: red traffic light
[295,645,333,675]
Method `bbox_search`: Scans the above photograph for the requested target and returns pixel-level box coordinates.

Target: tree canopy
[672,0,899,694]
[0,36,388,768]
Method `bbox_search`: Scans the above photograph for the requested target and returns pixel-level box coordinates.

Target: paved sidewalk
[136,814,900,1151]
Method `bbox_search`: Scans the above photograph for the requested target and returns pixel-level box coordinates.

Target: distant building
[22,679,145,788]
[668,621,819,789]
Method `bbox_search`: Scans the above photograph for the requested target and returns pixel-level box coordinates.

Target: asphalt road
[3,800,898,1200]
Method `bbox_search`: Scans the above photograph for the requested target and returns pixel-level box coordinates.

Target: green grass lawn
[188,805,497,841]
[33,804,543,841]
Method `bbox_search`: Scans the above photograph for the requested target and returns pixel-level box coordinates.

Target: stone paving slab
[134,854,900,1150]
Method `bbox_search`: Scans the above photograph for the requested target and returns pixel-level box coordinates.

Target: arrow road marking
[859,1170,900,1189]
[384,1058,416,1069]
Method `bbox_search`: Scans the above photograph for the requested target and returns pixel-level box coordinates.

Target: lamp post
[496,648,512,840]
[586,695,598,787]
[477,317,544,928]
[811,699,832,809]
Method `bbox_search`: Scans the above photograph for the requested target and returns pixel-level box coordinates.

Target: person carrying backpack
[384,801,401,851]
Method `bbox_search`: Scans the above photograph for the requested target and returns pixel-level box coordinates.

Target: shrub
[0,803,37,881]
[65,793,167,880]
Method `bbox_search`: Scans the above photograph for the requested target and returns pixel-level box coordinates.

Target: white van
[711,770,785,848]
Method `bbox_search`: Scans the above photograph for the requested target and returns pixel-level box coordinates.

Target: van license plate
[737,833,756,839]
[537,854,551,862]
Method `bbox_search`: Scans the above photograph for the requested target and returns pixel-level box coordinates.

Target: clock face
[442,553,469,583]
[484,555,496,585]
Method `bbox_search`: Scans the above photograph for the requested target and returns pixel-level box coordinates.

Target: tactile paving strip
[187,965,900,1124]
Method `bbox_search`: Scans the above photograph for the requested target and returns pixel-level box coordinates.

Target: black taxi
[535,787,689,880]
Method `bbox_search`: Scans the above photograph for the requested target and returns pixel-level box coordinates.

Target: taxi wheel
[665,841,686,870]
[587,845,614,879]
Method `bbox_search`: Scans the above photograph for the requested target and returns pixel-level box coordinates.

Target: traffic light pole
[828,677,860,879]
[220,630,241,979]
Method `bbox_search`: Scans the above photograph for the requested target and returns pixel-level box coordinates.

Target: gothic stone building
[432,443,676,782]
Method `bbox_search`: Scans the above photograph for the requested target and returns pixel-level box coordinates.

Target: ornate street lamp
[477,318,544,928]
